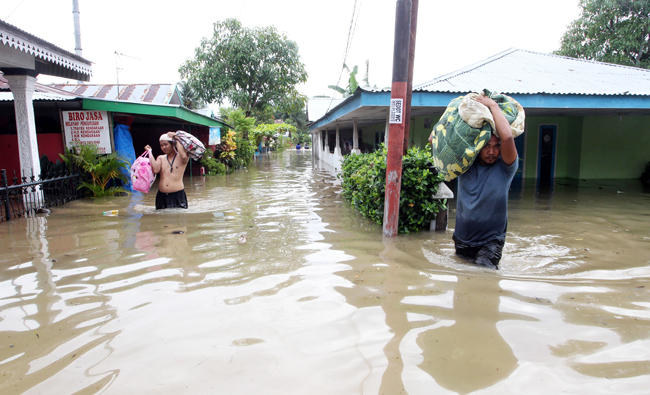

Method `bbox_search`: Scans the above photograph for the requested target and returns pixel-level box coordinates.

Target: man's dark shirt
[453,157,518,246]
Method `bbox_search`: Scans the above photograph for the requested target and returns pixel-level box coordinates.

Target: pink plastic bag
[131,152,156,193]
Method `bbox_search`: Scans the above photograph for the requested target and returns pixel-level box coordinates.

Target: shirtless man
[145,131,189,209]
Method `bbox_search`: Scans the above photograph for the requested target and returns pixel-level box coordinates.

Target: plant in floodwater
[233,137,255,168]
[59,144,129,197]
[200,148,226,175]
[340,145,446,234]
[215,130,238,163]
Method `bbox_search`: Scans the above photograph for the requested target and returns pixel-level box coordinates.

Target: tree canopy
[274,91,308,132]
[179,19,308,117]
[556,0,649,68]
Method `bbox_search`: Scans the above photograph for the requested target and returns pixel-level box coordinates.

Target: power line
[328,0,362,112]
[342,0,361,70]
[4,0,27,20]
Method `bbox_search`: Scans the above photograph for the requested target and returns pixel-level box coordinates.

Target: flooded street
[1,150,649,394]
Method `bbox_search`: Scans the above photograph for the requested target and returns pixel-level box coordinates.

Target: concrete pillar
[384,112,390,145]
[334,125,341,157]
[352,119,360,154]
[311,132,316,159]
[324,129,329,153]
[6,73,41,179]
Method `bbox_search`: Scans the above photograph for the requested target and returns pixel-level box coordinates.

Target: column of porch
[6,73,41,179]
[352,119,360,155]
[334,125,341,157]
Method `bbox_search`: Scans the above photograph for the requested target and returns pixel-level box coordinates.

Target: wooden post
[383,0,418,238]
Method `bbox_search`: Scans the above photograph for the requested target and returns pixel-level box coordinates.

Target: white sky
[4,0,581,98]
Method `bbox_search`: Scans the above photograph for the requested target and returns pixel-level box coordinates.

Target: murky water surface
[1,150,649,394]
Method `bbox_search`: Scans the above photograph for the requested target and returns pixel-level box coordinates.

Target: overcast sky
[4,0,581,98]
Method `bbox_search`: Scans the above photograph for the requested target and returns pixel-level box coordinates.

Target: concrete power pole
[72,0,82,57]
[383,0,418,238]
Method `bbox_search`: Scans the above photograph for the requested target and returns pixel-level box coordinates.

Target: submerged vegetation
[340,145,447,234]
[59,145,129,197]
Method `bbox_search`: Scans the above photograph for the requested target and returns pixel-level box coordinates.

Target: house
[1,18,92,180]
[1,20,228,180]
[0,81,229,179]
[308,49,650,188]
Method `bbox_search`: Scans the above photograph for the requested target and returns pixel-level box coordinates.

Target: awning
[82,98,229,128]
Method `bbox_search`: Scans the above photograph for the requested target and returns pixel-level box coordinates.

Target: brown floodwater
[1,150,649,394]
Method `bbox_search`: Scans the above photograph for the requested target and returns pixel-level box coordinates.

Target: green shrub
[200,149,226,175]
[233,138,255,168]
[340,145,446,234]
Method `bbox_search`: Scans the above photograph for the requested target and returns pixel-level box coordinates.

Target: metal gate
[1,169,81,222]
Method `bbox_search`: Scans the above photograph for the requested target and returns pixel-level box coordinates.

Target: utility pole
[402,0,418,154]
[383,0,418,238]
[114,51,139,99]
[72,0,83,84]
[72,0,82,56]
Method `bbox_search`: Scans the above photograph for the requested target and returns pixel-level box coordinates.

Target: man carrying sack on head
[452,93,519,269]
[145,131,190,210]
[429,89,524,270]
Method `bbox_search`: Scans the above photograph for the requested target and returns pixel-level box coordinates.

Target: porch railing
[1,169,81,222]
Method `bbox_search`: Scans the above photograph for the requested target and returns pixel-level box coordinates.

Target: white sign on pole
[62,110,112,153]
[389,98,404,124]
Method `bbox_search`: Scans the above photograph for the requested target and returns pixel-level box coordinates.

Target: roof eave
[0,19,92,81]
[81,98,230,128]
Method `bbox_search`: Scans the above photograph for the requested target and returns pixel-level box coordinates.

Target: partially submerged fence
[1,169,81,222]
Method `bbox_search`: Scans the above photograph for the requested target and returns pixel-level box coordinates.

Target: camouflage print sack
[429,89,525,181]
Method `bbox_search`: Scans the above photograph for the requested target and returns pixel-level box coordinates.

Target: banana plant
[328,60,378,97]
[328,64,359,97]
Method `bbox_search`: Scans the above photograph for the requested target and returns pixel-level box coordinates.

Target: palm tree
[177,81,205,110]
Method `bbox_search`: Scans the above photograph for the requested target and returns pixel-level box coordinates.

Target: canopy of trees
[556,0,649,68]
[179,19,308,118]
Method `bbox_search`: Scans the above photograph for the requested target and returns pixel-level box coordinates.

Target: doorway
[509,133,526,197]
[537,125,557,190]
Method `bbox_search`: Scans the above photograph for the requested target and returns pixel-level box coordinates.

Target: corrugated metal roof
[307,96,346,122]
[415,48,650,96]
[50,83,179,104]
[0,91,78,102]
[0,80,79,101]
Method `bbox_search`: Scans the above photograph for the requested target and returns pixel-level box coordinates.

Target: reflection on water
[0,150,649,394]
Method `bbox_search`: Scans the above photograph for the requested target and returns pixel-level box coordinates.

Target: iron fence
[1,169,81,222]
